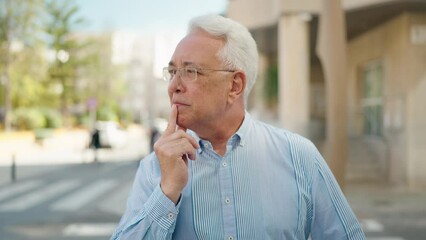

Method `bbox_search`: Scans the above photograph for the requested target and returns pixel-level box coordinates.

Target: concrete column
[278,14,311,136]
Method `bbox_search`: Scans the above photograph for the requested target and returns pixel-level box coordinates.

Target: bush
[39,108,62,128]
[11,108,46,130]
[118,110,133,127]
[97,106,118,122]
[11,107,63,130]
[75,114,89,127]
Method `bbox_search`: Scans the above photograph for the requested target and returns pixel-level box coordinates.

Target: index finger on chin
[164,104,178,135]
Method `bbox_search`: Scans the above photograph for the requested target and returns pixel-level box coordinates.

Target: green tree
[78,33,127,126]
[0,0,44,130]
[10,43,49,108]
[44,0,86,127]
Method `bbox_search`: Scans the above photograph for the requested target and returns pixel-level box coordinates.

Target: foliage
[11,107,46,130]
[264,63,279,108]
[39,107,62,128]
[10,44,49,107]
[80,34,127,119]
[44,0,87,123]
[0,0,45,130]
[118,109,133,127]
[0,0,44,47]
[11,107,62,130]
[97,105,119,122]
[0,1,130,131]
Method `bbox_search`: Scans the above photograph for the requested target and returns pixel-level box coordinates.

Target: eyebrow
[168,61,199,67]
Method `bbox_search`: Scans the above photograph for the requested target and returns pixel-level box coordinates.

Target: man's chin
[177,119,189,130]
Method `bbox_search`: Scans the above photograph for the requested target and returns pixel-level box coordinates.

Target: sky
[73,0,228,34]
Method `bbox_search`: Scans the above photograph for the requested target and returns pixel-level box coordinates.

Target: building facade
[228,0,426,188]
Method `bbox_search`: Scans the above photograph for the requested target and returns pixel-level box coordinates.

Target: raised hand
[153,105,200,204]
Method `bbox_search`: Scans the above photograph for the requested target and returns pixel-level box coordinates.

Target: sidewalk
[346,180,426,215]
[0,125,149,167]
[345,180,426,239]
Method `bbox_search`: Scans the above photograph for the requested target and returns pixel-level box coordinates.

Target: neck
[195,107,245,156]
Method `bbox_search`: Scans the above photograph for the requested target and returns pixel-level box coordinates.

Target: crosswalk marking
[50,179,117,211]
[361,218,405,240]
[0,180,43,202]
[98,181,132,215]
[63,223,117,237]
[0,180,79,211]
[362,218,385,232]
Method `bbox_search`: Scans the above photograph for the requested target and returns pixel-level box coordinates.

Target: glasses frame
[162,66,235,82]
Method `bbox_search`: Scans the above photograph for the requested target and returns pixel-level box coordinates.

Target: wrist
[160,182,182,205]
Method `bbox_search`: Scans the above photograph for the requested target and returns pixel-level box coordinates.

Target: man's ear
[228,71,246,103]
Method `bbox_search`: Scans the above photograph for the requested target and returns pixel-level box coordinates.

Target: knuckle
[153,141,161,151]
[153,142,158,151]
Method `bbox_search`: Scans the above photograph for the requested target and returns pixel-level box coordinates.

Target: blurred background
[0,0,425,239]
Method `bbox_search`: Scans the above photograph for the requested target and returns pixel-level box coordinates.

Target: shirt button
[228,236,234,240]
[204,143,209,148]
[167,213,174,219]
[225,197,231,204]
[222,162,228,167]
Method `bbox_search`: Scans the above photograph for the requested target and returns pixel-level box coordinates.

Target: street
[0,161,138,240]
[0,160,425,239]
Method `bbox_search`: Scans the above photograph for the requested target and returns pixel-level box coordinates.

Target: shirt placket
[219,142,237,240]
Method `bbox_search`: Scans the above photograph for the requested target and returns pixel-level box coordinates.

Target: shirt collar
[234,110,251,147]
[187,111,252,153]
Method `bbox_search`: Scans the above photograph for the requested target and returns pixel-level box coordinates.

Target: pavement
[0,125,148,164]
[346,180,426,239]
[0,125,149,185]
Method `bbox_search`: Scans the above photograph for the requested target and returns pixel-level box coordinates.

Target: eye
[168,68,177,75]
[185,67,197,74]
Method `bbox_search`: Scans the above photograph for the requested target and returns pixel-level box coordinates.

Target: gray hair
[188,14,259,106]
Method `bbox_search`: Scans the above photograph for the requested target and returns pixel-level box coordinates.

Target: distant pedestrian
[89,127,101,162]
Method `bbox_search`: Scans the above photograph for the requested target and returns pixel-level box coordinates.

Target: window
[362,62,383,136]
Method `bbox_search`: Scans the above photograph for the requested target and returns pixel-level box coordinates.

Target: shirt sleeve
[310,152,366,240]
[111,155,181,240]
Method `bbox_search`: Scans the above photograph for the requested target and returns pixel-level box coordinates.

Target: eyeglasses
[162,66,235,82]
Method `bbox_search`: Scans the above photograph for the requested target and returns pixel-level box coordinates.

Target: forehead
[170,30,225,67]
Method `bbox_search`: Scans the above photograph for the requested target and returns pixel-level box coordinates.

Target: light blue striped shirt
[111,113,365,240]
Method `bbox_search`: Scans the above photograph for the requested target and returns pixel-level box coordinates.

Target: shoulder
[251,119,321,170]
[284,130,318,156]
[248,118,290,141]
[250,118,317,152]
[282,130,319,169]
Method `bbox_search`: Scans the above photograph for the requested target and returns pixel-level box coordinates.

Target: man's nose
[172,69,184,81]
[168,73,183,92]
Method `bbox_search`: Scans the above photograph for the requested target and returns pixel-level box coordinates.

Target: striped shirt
[111,113,365,240]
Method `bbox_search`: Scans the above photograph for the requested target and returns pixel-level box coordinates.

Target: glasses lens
[162,67,198,82]
[184,67,197,81]
[162,67,171,82]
